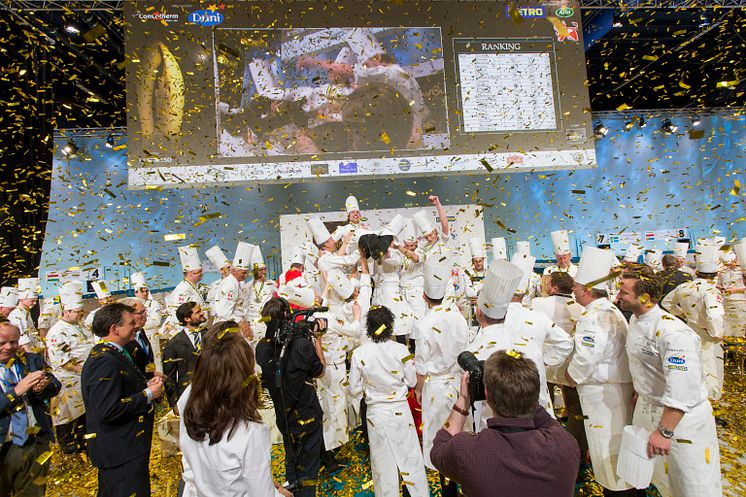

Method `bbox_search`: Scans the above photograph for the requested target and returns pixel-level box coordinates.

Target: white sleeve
[658,327,705,413]
[659,288,679,315]
[242,425,283,496]
[348,351,364,400]
[318,252,360,272]
[704,289,725,339]
[414,322,430,376]
[541,318,574,367]
[567,313,608,385]
[402,347,417,388]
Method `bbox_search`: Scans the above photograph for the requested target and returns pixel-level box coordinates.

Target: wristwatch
[657,424,675,439]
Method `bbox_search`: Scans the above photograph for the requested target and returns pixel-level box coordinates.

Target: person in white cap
[413,256,469,492]
[467,260,550,429]
[457,238,487,326]
[490,237,508,263]
[348,305,429,497]
[397,219,427,321]
[278,247,308,289]
[643,249,663,272]
[131,272,165,372]
[214,243,254,341]
[407,196,451,261]
[673,241,696,277]
[9,277,42,352]
[512,242,542,305]
[0,287,19,318]
[168,246,208,326]
[37,295,62,339]
[621,244,643,266]
[246,246,278,347]
[204,245,233,314]
[618,270,722,497]
[83,280,115,331]
[565,247,637,497]
[331,195,370,254]
[45,281,96,454]
[717,243,746,338]
[308,218,361,285]
[661,244,725,400]
[543,230,578,278]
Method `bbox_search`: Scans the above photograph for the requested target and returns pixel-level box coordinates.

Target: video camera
[275,307,328,344]
[458,351,486,402]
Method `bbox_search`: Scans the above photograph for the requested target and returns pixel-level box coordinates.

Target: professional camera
[275,307,328,344]
[458,351,486,402]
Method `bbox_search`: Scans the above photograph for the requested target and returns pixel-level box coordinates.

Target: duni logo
[188,10,225,26]
[668,356,685,365]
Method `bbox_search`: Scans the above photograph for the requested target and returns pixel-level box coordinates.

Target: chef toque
[477,260,524,320]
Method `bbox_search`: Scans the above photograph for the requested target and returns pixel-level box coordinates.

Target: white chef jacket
[178,386,282,497]
[349,340,414,406]
[661,279,724,340]
[542,263,579,278]
[213,274,246,324]
[8,307,41,349]
[567,298,632,385]
[504,302,574,367]
[170,280,208,321]
[37,298,61,330]
[414,305,470,378]
[318,250,360,274]
[142,297,163,333]
[399,255,424,289]
[530,294,583,335]
[415,231,451,262]
[626,305,708,412]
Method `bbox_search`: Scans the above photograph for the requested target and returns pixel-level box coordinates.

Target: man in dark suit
[659,254,693,298]
[163,302,207,414]
[0,320,61,497]
[82,303,165,497]
[121,298,155,378]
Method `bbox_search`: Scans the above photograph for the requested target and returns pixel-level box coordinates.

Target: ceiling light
[612,13,623,28]
[691,115,701,126]
[65,24,80,35]
[62,140,79,156]
[623,119,635,131]
[661,119,678,134]
[105,134,115,148]
[638,116,647,128]
[594,122,608,138]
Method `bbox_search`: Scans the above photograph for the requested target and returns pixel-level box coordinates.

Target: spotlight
[661,118,678,134]
[105,134,115,148]
[594,122,608,138]
[691,115,701,126]
[65,23,80,35]
[638,116,647,128]
[623,119,635,131]
[62,140,79,156]
[612,13,623,28]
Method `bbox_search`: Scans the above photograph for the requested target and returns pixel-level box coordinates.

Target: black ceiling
[3,6,745,129]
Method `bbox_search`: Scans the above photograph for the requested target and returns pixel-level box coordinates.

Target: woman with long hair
[178,321,291,497]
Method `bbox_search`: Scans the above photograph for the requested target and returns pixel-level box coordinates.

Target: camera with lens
[275,307,328,345]
[458,351,486,402]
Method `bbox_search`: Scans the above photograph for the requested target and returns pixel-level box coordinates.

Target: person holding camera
[255,297,327,497]
[348,306,429,497]
[430,350,580,497]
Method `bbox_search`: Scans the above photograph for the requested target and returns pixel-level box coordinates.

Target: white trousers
[317,361,349,450]
[420,374,460,469]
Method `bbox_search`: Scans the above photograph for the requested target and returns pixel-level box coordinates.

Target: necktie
[137,332,149,355]
[191,332,202,351]
[2,366,30,446]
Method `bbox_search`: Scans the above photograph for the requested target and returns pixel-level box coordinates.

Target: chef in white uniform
[397,219,426,322]
[278,248,308,289]
[348,305,429,497]
[37,296,61,338]
[46,281,96,454]
[204,245,232,314]
[246,246,277,346]
[543,230,578,277]
[673,242,696,277]
[566,247,635,495]
[621,244,644,266]
[457,238,486,325]
[513,242,542,305]
[0,286,19,318]
[467,260,550,429]
[131,272,165,372]
[661,244,725,400]
[618,272,722,497]
[168,246,208,327]
[308,218,361,283]
[644,249,663,273]
[331,195,370,255]
[718,241,746,338]
[213,242,254,341]
[9,278,42,352]
[414,257,470,470]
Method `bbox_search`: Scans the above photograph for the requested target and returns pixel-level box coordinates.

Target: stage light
[638,117,647,128]
[105,134,115,148]
[594,122,608,138]
[65,23,80,35]
[661,119,678,134]
[691,115,701,126]
[623,119,635,131]
[612,13,623,28]
[62,140,79,156]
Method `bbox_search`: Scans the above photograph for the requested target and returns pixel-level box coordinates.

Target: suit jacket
[124,330,155,379]
[659,268,694,299]
[162,329,203,409]
[0,352,61,443]
[81,342,155,469]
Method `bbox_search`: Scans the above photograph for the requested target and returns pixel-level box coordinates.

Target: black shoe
[715,416,728,427]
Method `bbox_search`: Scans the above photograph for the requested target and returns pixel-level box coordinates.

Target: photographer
[255,297,326,497]
[430,350,579,497]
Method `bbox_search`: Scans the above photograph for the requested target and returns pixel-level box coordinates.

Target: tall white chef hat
[17,278,40,300]
[477,260,523,320]
[251,245,266,269]
[719,245,736,264]
[205,245,231,271]
[734,238,746,273]
[709,236,726,248]
[130,272,148,290]
[644,249,663,267]
[278,285,316,309]
[345,195,361,214]
[424,256,451,300]
[515,241,531,256]
[412,209,435,236]
[623,244,643,263]
[290,247,306,266]
[575,246,616,290]
[178,246,202,272]
[346,28,385,63]
[233,242,256,270]
[327,269,355,300]
[672,241,689,259]
[0,287,19,307]
[491,238,508,261]
[695,244,719,273]
[550,230,571,255]
[400,218,417,243]
[468,238,485,260]
[59,281,84,310]
[307,218,332,246]
[379,214,405,238]
[510,253,537,295]
[91,280,111,300]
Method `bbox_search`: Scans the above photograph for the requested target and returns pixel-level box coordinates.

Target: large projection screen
[125,1,595,187]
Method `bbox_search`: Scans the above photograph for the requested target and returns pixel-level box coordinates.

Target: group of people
[1,192,744,497]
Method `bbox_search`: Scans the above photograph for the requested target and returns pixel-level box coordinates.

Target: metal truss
[2,0,124,11]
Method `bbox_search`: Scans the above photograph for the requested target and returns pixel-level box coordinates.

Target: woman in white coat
[348,306,429,497]
[179,321,291,497]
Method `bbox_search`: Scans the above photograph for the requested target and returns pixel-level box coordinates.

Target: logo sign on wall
[188,9,224,26]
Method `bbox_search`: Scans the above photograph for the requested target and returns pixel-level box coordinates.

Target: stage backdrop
[39,113,745,296]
